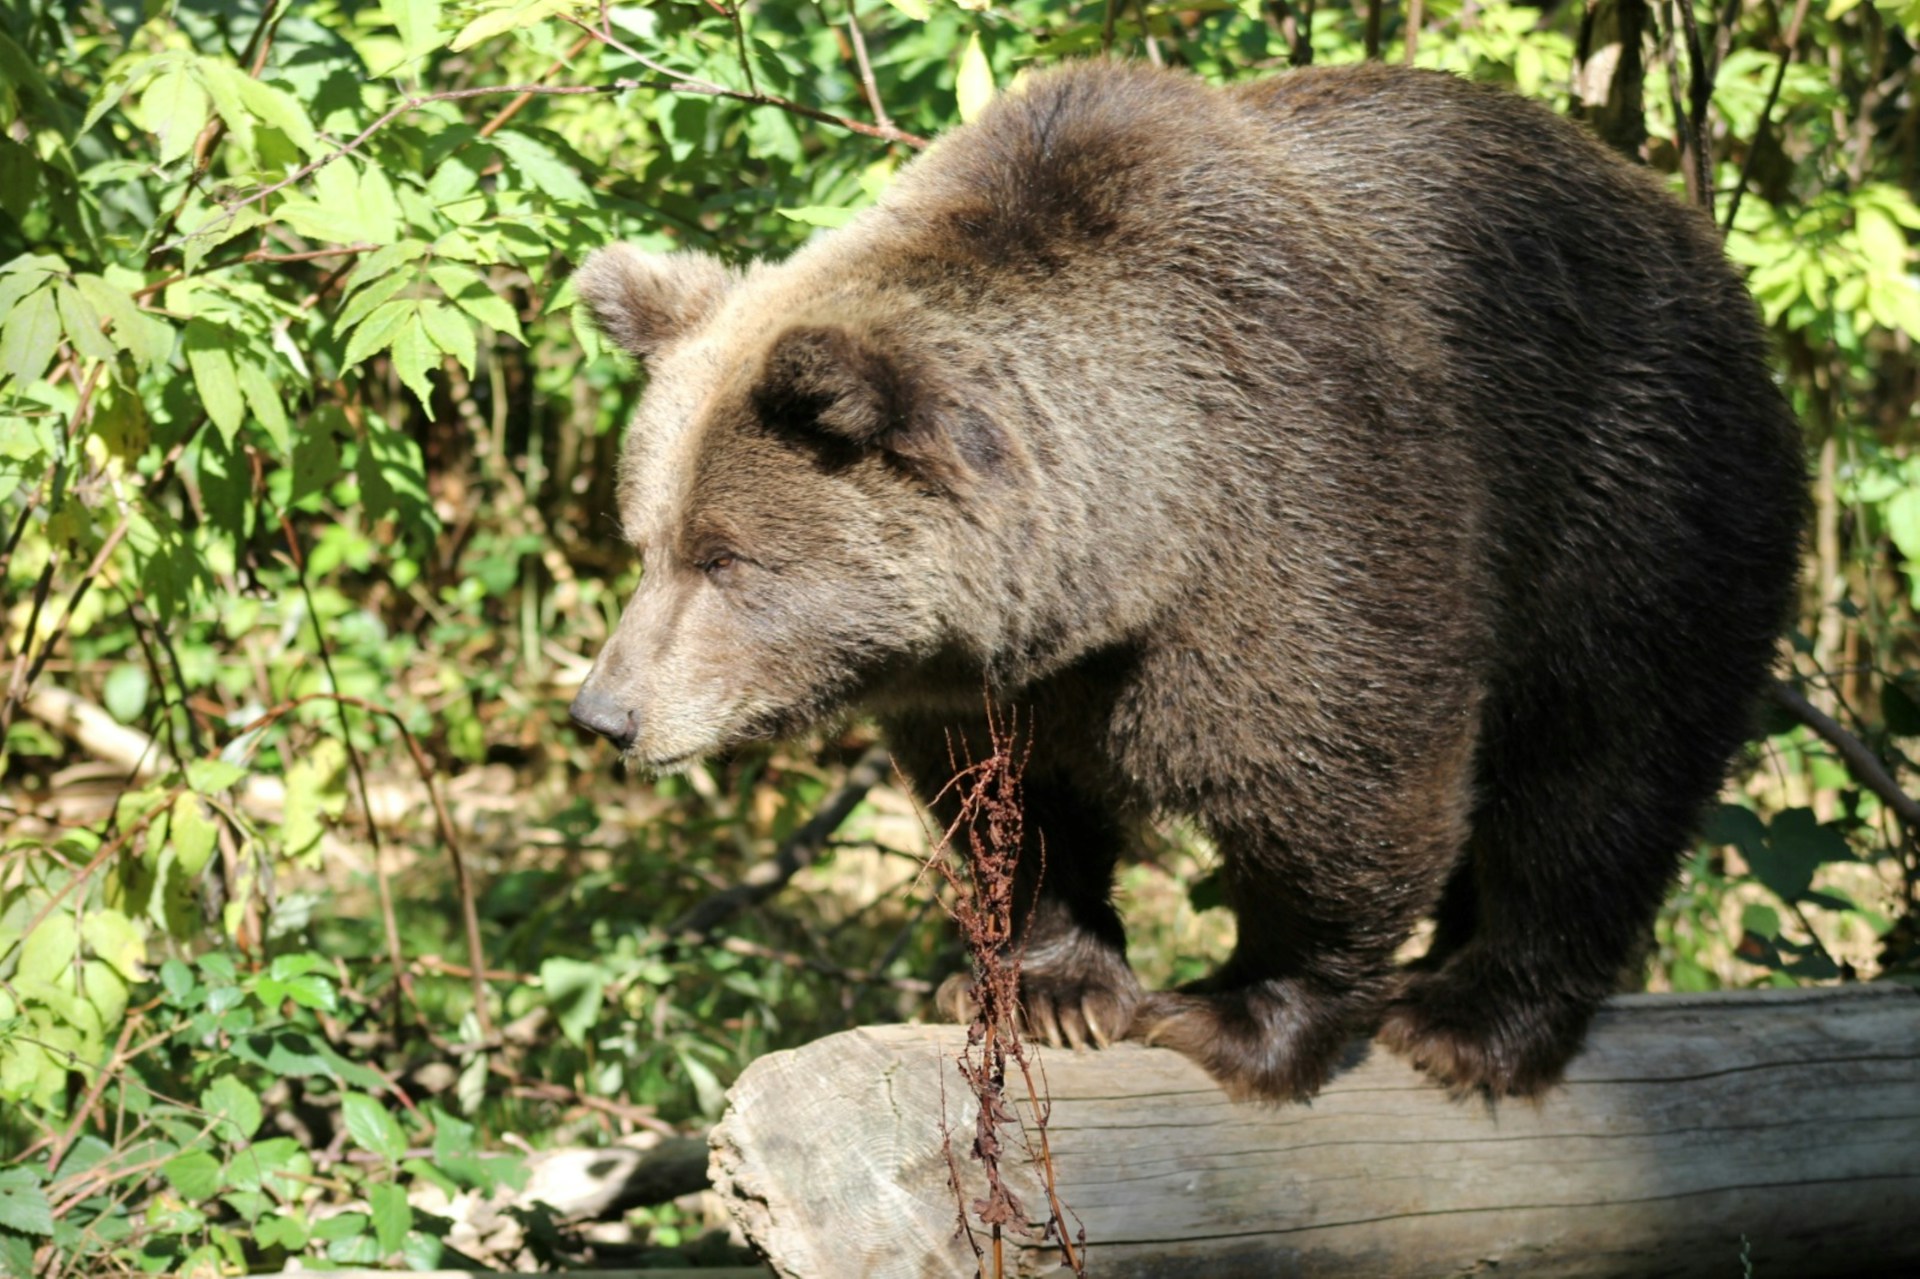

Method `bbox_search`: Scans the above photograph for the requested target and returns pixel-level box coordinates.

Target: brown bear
[567,61,1805,1101]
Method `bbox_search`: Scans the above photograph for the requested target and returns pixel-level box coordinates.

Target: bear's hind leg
[1136,777,1471,1101]
[1377,717,1712,1097]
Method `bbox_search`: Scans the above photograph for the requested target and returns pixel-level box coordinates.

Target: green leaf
[54,282,115,362]
[430,264,524,342]
[200,1076,263,1144]
[368,1182,412,1255]
[0,1169,54,1236]
[356,164,405,244]
[450,0,565,53]
[227,1137,313,1198]
[492,129,593,205]
[883,0,932,18]
[1741,902,1781,939]
[161,1149,223,1201]
[540,956,604,1046]
[678,1050,726,1118]
[1856,205,1909,276]
[777,206,858,229]
[102,662,150,723]
[76,274,154,367]
[1888,485,1920,569]
[344,300,411,368]
[236,355,290,455]
[359,412,438,540]
[341,1093,408,1161]
[196,59,255,160]
[390,313,440,414]
[170,792,218,877]
[80,908,147,982]
[0,286,59,387]
[1744,808,1851,903]
[292,406,344,505]
[186,758,247,794]
[383,0,445,62]
[338,272,411,334]
[183,319,246,443]
[956,33,994,124]
[419,300,476,377]
[255,1213,308,1250]
[141,68,210,166]
[283,737,347,862]
[234,75,321,157]
[18,911,78,986]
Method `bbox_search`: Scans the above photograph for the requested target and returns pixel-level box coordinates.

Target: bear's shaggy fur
[568,62,1805,1100]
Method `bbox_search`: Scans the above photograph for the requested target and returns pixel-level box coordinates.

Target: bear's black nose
[569,688,638,751]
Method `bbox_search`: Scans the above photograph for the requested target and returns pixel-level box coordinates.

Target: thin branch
[478,31,595,138]
[561,15,927,146]
[1404,0,1423,65]
[1723,0,1811,231]
[669,744,894,939]
[0,493,128,741]
[1674,0,1716,212]
[135,243,379,302]
[1771,680,1920,829]
[279,514,418,1028]
[167,70,925,255]
[728,2,758,100]
[844,1,892,133]
[393,703,494,1039]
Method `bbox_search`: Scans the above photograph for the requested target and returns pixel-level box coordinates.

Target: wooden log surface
[709,985,1920,1278]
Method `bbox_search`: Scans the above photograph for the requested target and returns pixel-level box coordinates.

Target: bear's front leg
[885,714,1144,1050]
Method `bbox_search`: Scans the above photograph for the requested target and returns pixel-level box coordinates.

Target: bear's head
[564,244,1003,770]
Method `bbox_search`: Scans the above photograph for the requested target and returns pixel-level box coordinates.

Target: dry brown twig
[924,704,1086,1278]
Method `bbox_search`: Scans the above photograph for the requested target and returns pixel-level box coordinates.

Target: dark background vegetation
[1,0,1916,1272]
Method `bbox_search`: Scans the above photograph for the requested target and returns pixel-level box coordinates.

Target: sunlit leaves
[955,33,994,123]
[1728,184,1920,344]
[182,319,246,443]
[490,128,594,205]
[450,0,579,54]
[382,0,447,69]
[278,159,403,246]
[0,284,57,387]
[341,1093,408,1162]
[139,68,210,166]
[429,263,524,342]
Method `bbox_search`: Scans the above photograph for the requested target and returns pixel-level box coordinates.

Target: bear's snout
[569,686,639,751]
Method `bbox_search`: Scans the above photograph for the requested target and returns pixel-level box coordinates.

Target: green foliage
[1,0,1916,1272]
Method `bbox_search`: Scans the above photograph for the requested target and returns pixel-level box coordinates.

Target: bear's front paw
[936,965,1141,1051]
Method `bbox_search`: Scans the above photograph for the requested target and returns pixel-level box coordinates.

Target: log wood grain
[710,985,1920,1278]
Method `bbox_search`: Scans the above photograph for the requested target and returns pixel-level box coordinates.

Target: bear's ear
[753,324,987,494]
[753,324,907,446]
[572,245,734,360]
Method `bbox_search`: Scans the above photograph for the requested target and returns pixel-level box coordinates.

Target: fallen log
[710,985,1920,1278]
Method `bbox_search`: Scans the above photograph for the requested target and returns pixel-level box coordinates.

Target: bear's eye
[701,552,739,577]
